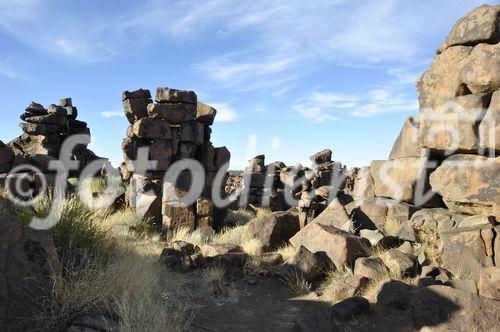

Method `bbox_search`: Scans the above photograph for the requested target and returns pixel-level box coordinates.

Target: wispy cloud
[294,86,418,121]
[210,103,239,122]
[0,56,21,79]
[101,111,123,118]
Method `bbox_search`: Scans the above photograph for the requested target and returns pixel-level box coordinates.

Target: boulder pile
[121,87,231,231]
[1,99,108,196]
[227,150,346,217]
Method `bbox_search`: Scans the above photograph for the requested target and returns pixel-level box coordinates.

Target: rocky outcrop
[0,221,61,330]
[429,154,499,216]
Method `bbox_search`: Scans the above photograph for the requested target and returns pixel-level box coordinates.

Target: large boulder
[418,93,491,152]
[410,285,500,331]
[370,157,437,206]
[441,226,498,280]
[285,245,327,282]
[240,211,300,251]
[429,154,499,216]
[479,89,500,151]
[437,5,500,53]
[310,198,353,231]
[289,223,370,270]
[389,116,423,159]
[460,43,500,93]
[345,197,419,230]
[0,221,61,330]
[343,167,375,199]
[131,118,173,140]
[478,266,500,300]
[416,45,472,111]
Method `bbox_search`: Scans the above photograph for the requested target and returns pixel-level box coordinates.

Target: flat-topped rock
[155,87,197,104]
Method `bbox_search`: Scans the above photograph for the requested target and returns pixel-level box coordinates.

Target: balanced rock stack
[229,150,346,215]
[121,87,230,231]
[5,99,106,179]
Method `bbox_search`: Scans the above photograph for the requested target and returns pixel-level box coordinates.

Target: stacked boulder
[121,87,230,231]
[227,150,346,217]
[309,4,500,299]
[1,99,107,196]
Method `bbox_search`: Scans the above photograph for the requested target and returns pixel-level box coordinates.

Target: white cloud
[101,111,123,118]
[0,56,21,79]
[294,86,418,121]
[210,103,239,122]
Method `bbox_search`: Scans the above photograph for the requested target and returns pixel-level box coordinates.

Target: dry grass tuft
[169,227,211,246]
[281,269,311,295]
[224,208,255,226]
[414,227,443,266]
[255,208,272,218]
[202,267,226,296]
[241,238,263,257]
[275,244,297,262]
[383,217,402,236]
[212,225,246,245]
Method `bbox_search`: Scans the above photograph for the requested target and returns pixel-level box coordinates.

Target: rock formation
[121,87,231,231]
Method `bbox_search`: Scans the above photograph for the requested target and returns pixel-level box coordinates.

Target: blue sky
[0,0,487,169]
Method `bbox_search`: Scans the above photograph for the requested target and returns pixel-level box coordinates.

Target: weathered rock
[441,226,497,280]
[289,223,370,270]
[20,123,61,135]
[444,279,478,294]
[395,223,416,242]
[132,192,162,224]
[200,243,241,257]
[205,252,248,274]
[479,89,500,151]
[478,266,500,300]
[410,208,464,232]
[375,280,412,309]
[169,241,198,255]
[180,121,204,145]
[389,116,423,159]
[285,246,327,282]
[417,45,473,111]
[310,149,332,164]
[370,157,436,206]
[460,43,500,93]
[458,215,495,228]
[410,285,500,331]
[311,198,353,231]
[25,102,47,115]
[149,140,173,170]
[245,155,266,173]
[132,118,173,140]
[429,154,499,216]
[47,104,68,116]
[147,102,196,124]
[354,257,389,280]
[122,88,151,101]
[418,93,491,152]
[326,275,369,300]
[345,197,419,230]
[438,5,500,53]
[162,203,196,231]
[155,87,197,104]
[382,249,416,277]
[0,221,61,330]
[241,211,300,251]
[160,248,194,271]
[123,97,151,124]
[331,297,369,322]
[20,113,68,126]
[344,167,375,199]
[196,102,217,125]
[0,145,14,167]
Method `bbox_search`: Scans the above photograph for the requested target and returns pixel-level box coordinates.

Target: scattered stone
[241,211,300,251]
[285,246,327,282]
[331,296,369,322]
[382,249,416,278]
[290,223,370,270]
[200,243,242,257]
[354,257,389,280]
[375,280,412,309]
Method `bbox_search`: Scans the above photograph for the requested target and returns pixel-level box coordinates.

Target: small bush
[275,244,297,262]
[383,217,402,236]
[212,225,246,245]
[241,238,263,257]
[281,269,311,295]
